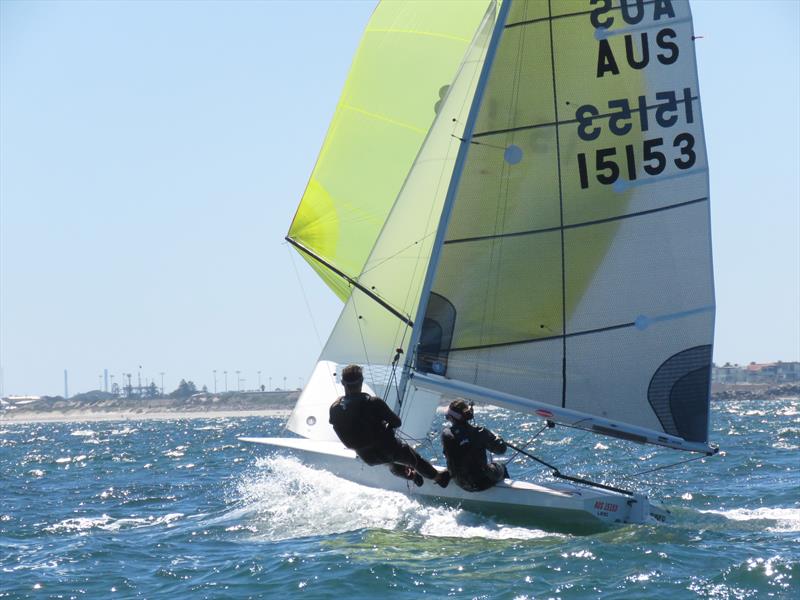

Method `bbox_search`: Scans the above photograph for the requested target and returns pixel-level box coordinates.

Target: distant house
[713,361,800,384]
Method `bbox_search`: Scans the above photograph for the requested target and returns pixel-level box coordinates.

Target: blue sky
[1,0,798,397]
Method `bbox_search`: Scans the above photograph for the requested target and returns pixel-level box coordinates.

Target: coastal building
[712,361,800,384]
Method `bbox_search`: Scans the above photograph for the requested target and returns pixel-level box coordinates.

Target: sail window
[415,293,456,376]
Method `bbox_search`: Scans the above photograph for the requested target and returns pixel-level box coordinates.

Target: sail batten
[444,196,709,244]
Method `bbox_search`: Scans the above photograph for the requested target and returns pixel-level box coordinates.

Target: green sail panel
[420,0,714,445]
[288,1,490,300]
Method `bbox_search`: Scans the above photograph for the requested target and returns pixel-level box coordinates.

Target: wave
[699,507,800,532]
[232,455,557,542]
[44,512,184,534]
[69,429,96,437]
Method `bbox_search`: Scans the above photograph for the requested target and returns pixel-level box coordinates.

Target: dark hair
[341,364,364,385]
[447,398,473,421]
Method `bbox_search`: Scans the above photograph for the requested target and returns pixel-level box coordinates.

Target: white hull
[239,436,669,531]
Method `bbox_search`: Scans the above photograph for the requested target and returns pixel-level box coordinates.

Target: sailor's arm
[480,427,507,454]
[374,397,402,429]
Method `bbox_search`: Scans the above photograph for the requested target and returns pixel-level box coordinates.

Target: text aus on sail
[576,0,698,192]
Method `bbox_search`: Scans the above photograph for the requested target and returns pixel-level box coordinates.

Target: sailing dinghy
[242,0,716,528]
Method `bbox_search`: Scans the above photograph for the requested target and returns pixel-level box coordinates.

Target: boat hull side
[239,437,668,530]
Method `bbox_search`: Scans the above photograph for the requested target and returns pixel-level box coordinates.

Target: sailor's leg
[389,463,423,486]
[390,441,452,488]
[390,441,439,479]
[486,462,507,484]
[389,463,414,480]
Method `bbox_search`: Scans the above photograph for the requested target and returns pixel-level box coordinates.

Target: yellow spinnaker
[287,1,491,301]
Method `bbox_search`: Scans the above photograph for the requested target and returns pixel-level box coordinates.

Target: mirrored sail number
[576,133,696,189]
[575,87,695,142]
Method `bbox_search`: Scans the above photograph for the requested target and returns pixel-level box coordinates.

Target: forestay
[410,0,715,453]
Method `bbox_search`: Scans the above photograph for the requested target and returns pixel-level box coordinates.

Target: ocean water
[1,398,798,599]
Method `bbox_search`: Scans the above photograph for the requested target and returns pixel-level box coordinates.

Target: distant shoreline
[1,384,796,425]
[711,382,799,401]
[0,409,291,424]
[0,390,299,424]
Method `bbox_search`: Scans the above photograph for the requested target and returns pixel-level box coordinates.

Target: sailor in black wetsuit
[329,364,449,488]
[441,399,508,492]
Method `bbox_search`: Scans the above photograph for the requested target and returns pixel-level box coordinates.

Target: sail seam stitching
[444,196,709,245]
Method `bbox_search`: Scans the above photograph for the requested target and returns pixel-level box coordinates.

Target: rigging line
[285,243,324,350]
[507,423,550,465]
[358,231,436,276]
[390,330,410,410]
[349,292,375,386]
[507,442,634,496]
[450,133,506,150]
[621,452,714,479]
[286,236,413,327]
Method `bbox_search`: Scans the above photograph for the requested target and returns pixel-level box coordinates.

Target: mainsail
[408,0,715,453]
[287,1,491,300]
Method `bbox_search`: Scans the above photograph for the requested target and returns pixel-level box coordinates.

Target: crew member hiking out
[441,398,509,492]
[329,364,450,488]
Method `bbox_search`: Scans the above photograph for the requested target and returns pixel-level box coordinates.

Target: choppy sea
[1,397,798,599]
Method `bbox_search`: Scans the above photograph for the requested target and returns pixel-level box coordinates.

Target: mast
[398,0,512,404]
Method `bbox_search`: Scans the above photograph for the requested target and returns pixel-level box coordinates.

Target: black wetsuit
[441,421,507,492]
[329,392,438,479]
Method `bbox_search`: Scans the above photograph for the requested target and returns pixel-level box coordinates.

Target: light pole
[236,370,241,392]
[159,372,165,396]
[224,371,228,392]
[213,370,217,394]
[269,376,272,391]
